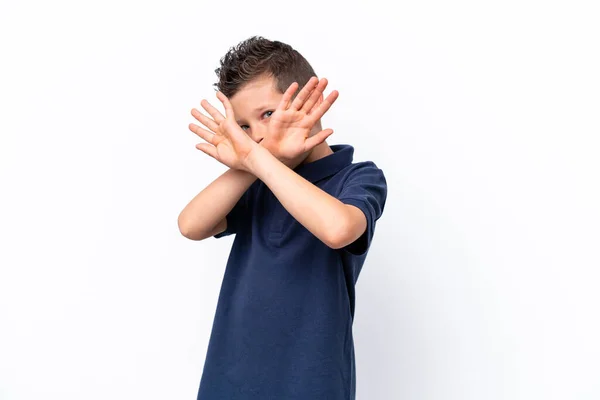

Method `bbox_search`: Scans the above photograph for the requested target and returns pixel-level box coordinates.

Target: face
[228,74,282,144]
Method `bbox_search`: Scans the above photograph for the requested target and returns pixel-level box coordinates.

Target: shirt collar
[292,144,354,183]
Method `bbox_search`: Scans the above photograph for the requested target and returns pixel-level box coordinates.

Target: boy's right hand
[260,77,339,168]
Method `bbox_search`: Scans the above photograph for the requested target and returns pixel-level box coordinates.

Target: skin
[179,75,367,249]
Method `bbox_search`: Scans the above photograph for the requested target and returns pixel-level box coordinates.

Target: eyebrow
[235,105,273,124]
[253,105,270,112]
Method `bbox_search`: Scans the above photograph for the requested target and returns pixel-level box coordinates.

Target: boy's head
[214,36,316,99]
[214,36,322,143]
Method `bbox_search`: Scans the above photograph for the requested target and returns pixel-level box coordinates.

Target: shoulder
[338,160,387,187]
[337,156,387,203]
[335,159,387,211]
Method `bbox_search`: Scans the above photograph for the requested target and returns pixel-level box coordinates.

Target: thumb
[305,128,333,150]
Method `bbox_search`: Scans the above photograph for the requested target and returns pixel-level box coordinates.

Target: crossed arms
[177,78,367,249]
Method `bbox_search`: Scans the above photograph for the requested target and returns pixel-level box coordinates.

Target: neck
[302,141,333,164]
[300,122,334,164]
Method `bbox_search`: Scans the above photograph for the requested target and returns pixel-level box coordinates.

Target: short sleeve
[213,185,253,238]
[338,162,387,255]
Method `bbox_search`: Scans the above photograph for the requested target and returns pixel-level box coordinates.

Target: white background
[1,0,599,399]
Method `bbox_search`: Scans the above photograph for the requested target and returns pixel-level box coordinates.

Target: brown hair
[214,36,317,98]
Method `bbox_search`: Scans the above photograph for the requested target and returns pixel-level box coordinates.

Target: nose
[249,125,266,144]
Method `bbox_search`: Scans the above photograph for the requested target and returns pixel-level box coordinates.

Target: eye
[262,110,273,119]
[240,125,249,131]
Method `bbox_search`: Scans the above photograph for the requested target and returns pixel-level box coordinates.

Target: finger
[290,76,319,110]
[307,90,339,121]
[277,82,299,111]
[188,123,218,144]
[304,128,334,150]
[216,91,235,120]
[302,78,328,113]
[200,99,225,123]
[191,108,219,132]
[195,143,219,159]
[188,124,218,145]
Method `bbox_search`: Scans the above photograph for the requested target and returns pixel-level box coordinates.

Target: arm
[178,166,257,241]
[245,78,366,248]
[192,78,363,247]
[247,146,366,249]
[180,99,259,241]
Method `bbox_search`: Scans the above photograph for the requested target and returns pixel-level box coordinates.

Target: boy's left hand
[260,77,339,168]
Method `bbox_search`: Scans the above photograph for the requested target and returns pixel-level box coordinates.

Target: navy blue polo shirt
[197,144,387,400]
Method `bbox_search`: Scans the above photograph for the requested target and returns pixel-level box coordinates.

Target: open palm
[262,77,339,164]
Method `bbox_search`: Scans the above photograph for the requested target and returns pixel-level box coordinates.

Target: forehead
[229,75,282,113]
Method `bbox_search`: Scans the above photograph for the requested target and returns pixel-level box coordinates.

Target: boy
[179,36,387,400]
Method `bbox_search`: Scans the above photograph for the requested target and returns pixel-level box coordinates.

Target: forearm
[246,146,359,248]
[178,168,257,239]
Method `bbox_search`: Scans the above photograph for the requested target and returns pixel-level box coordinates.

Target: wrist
[245,144,271,175]
[247,144,295,181]
[235,140,259,172]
